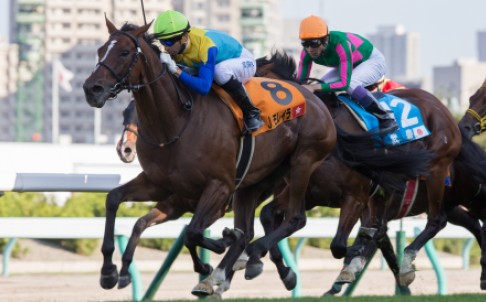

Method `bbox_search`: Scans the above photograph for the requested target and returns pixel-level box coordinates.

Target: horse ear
[133,20,153,37]
[104,13,117,34]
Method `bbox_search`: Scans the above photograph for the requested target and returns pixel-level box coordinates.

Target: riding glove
[160,52,178,74]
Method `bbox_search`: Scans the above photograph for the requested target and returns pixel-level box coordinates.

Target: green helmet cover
[154,10,190,39]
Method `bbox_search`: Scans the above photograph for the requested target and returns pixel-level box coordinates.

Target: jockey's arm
[178,47,217,95]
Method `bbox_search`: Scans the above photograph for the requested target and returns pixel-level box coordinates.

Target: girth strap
[235,135,255,189]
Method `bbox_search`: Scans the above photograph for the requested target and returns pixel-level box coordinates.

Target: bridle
[96,29,194,148]
[465,84,486,135]
[96,30,166,96]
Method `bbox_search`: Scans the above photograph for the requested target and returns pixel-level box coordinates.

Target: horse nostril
[124,147,132,154]
[93,85,104,94]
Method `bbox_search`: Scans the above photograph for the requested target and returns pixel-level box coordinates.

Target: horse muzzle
[83,81,111,108]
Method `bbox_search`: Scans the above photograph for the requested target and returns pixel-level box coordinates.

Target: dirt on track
[1,239,484,302]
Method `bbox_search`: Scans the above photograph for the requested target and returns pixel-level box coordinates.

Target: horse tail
[454,126,486,183]
[333,126,434,192]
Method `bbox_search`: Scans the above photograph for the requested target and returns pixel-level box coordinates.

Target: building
[4,0,283,143]
[367,25,421,83]
[433,59,486,114]
[9,0,171,143]
[0,37,19,141]
[477,29,486,62]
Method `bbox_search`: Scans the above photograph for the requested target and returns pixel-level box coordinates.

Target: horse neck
[134,45,188,142]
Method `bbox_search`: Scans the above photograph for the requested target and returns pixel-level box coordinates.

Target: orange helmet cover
[299,15,328,39]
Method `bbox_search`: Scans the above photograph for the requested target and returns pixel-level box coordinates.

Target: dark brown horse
[82,19,360,291]
[255,50,462,289]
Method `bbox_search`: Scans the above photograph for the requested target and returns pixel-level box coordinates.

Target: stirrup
[244,117,264,132]
[379,120,399,134]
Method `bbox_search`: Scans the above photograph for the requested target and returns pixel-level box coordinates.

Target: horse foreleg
[100,173,164,290]
[331,194,366,259]
[399,207,447,286]
[260,201,297,290]
[118,203,183,289]
[447,205,482,245]
[376,232,411,295]
[480,219,486,290]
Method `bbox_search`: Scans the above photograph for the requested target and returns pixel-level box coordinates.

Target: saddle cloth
[337,93,431,146]
[213,77,306,136]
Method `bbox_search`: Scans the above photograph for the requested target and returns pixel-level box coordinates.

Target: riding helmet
[299,15,328,39]
[154,10,191,39]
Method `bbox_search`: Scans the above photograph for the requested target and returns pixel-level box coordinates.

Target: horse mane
[120,22,161,56]
[256,49,297,82]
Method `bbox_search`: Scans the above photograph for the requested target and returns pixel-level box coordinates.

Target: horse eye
[121,50,130,56]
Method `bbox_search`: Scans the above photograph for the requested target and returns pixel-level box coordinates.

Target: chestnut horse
[255,50,462,288]
[85,20,431,294]
[116,99,138,163]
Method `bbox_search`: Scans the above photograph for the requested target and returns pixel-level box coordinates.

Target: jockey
[153,10,263,132]
[297,15,398,133]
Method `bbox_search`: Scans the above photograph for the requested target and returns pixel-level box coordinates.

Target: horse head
[83,17,157,108]
[459,78,486,138]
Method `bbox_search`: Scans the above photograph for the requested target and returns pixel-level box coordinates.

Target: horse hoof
[335,269,355,284]
[397,285,411,296]
[282,268,297,290]
[399,271,416,287]
[100,269,119,289]
[208,292,223,300]
[480,280,486,290]
[117,274,131,289]
[233,258,247,271]
[245,260,263,280]
[191,280,214,297]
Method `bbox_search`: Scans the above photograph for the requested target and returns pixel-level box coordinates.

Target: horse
[116,99,138,163]
[83,18,383,291]
[255,50,462,289]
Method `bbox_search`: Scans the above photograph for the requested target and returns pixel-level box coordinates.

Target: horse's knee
[105,191,122,211]
[288,213,306,230]
[185,228,203,247]
[330,238,347,259]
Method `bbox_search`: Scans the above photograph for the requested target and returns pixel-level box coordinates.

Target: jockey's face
[162,33,189,56]
[301,36,328,59]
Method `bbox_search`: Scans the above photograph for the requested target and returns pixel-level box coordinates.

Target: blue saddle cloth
[337,93,430,146]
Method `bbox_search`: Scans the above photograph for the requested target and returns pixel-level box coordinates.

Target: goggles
[159,35,183,47]
[301,39,324,48]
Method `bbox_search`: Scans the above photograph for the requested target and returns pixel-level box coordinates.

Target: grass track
[157,294,484,302]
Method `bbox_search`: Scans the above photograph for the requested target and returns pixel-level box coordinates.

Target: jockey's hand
[303,84,321,93]
[160,52,178,74]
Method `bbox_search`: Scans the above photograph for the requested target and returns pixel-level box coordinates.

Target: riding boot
[221,77,264,132]
[356,89,398,133]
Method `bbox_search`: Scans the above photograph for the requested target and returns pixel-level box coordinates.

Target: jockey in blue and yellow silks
[153,10,263,132]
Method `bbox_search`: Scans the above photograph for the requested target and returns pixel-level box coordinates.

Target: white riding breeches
[320,48,386,95]
[213,48,256,85]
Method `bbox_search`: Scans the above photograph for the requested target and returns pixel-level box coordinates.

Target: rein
[97,29,193,148]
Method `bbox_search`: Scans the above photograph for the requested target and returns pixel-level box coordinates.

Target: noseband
[465,84,486,135]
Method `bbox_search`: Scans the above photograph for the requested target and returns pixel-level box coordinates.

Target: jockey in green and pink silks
[297,15,398,134]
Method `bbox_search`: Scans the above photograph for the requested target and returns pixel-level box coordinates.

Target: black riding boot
[221,77,264,132]
[362,91,398,133]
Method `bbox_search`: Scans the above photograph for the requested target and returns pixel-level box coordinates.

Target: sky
[0,0,485,78]
[282,0,486,78]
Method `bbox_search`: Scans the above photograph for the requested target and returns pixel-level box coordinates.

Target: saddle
[337,92,431,146]
[213,77,306,136]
